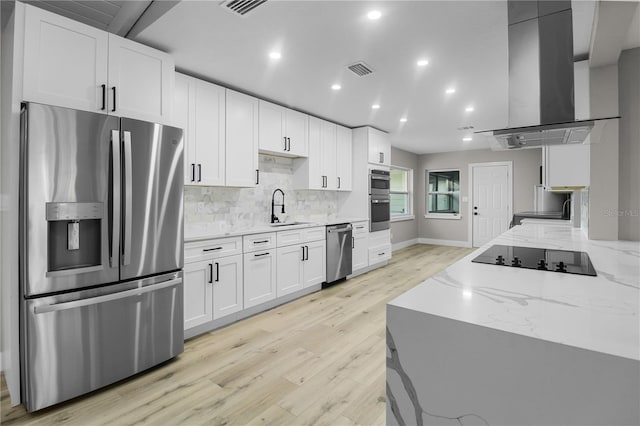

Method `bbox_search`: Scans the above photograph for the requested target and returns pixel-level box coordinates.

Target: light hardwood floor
[1,244,472,425]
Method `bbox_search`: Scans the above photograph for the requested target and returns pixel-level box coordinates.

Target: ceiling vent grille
[347,62,374,77]
[220,0,268,16]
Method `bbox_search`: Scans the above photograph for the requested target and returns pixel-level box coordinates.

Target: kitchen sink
[269,221,311,227]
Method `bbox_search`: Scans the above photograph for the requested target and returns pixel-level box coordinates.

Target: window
[390,166,413,221]
[426,169,460,219]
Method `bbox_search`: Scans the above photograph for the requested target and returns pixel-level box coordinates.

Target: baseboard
[418,238,472,248]
[392,238,419,251]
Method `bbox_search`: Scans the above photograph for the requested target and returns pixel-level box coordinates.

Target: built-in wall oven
[369,169,390,232]
[369,169,390,195]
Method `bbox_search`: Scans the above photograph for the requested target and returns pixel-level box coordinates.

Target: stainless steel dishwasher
[325,223,353,284]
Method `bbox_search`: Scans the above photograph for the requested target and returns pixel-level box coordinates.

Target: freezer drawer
[22,272,184,412]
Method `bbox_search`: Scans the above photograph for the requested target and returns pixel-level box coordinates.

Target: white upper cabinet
[175,74,225,186]
[293,117,352,191]
[320,120,338,190]
[367,128,391,166]
[258,100,309,157]
[22,4,174,124]
[23,5,108,113]
[226,89,259,187]
[336,125,353,191]
[107,35,174,124]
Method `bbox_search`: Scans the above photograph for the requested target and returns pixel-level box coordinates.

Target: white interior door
[472,164,511,247]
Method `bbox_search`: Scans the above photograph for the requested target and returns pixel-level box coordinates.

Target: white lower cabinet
[212,254,243,320]
[184,259,213,330]
[303,239,326,287]
[276,245,305,296]
[243,250,277,308]
[276,232,326,296]
[352,233,369,271]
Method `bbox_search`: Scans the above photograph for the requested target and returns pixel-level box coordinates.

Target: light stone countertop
[184,217,368,243]
[388,223,640,361]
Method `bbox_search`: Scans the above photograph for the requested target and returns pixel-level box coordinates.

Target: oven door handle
[33,278,182,314]
[371,199,390,203]
[370,175,390,181]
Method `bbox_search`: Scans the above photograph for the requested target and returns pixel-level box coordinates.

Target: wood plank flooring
[1,244,472,425]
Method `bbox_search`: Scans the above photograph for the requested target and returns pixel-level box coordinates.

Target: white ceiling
[133,0,510,154]
[29,0,634,155]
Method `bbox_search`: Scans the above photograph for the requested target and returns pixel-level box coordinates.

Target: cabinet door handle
[256,169,260,185]
[215,262,219,282]
[287,137,291,151]
[101,84,106,110]
[111,86,117,112]
[301,246,305,261]
[191,163,196,182]
[352,237,355,249]
[197,164,202,182]
[208,263,213,283]
[253,240,269,244]
[337,177,341,189]
[283,136,287,151]
[305,245,309,261]
[254,252,270,257]
[203,247,222,252]
[379,152,383,163]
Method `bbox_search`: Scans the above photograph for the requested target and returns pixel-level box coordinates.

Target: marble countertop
[388,223,640,361]
[184,217,368,242]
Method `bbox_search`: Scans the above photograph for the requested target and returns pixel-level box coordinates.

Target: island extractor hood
[478,1,617,150]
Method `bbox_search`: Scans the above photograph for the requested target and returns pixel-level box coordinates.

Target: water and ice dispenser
[46,202,103,273]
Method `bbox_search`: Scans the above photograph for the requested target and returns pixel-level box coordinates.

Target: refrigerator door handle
[123,130,133,266]
[33,278,182,314]
[110,130,121,268]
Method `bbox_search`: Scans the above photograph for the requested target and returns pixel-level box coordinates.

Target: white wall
[416,148,541,244]
[618,48,640,241]
[589,64,619,240]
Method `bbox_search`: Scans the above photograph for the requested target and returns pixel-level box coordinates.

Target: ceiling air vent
[220,0,267,16]
[347,62,373,77]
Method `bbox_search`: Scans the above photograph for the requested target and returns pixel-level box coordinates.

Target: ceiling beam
[589,0,639,67]
[108,1,152,37]
[125,0,180,39]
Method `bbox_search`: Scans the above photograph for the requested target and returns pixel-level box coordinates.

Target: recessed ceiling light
[462,137,473,142]
[269,51,281,60]
[367,10,381,20]
[331,84,342,91]
[400,118,408,123]
[417,59,429,67]
[446,88,456,94]
[371,104,381,109]
[465,106,475,112]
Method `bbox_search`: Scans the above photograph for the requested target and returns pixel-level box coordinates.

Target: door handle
[197,164,202,182]
[254,252,270,257]
[301,246,305,261]
[111,87,117,112]
[191,163,196,182]
[283,136,287,151]
[110,130,121,268]
[305,246,309,261]
[474,206,478,210]
[256,169,260,185]
[215,262,219,282]
[287,137,291,151]
[101,84,106,110]
[379,152,383,163]
[203,247,223,252]
[474,212,478,216]
[122,130,133,266]
[209,263,213,284]
[337,177,341,189]
[34,278,182,314]
[352,237,355,249]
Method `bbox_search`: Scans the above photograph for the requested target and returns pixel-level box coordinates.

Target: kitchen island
[386,223,640,425]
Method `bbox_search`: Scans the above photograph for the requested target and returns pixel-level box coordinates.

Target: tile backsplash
[184,155,338,232]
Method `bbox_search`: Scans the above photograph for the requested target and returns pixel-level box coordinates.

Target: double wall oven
[369,169,390,232]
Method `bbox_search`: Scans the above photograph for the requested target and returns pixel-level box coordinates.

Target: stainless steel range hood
[478,0,617,150]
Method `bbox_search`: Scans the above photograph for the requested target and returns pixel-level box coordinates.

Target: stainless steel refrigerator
[19,102,184,412]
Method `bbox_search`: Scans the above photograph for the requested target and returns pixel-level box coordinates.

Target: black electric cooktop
[472,244,597,276]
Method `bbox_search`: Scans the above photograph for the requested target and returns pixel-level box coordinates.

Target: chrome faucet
[271,188,285,223]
